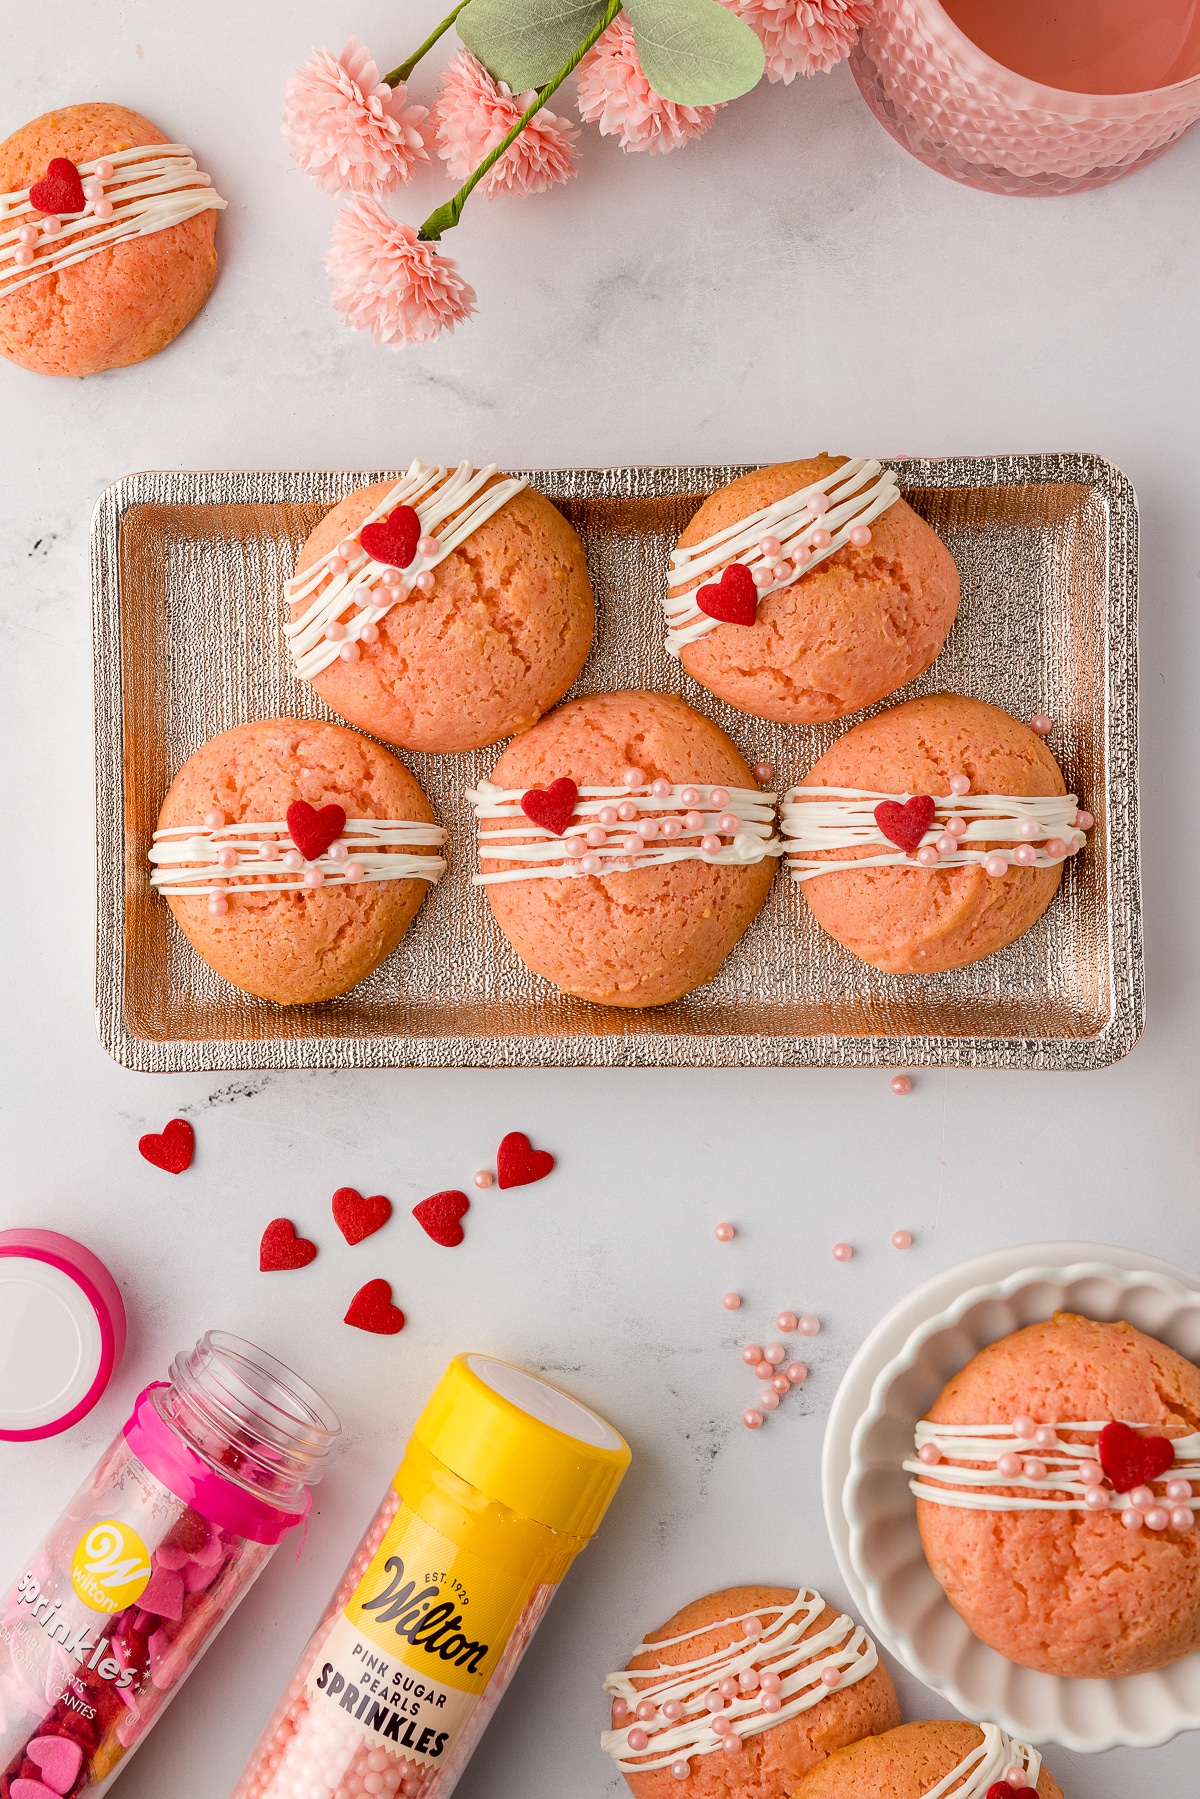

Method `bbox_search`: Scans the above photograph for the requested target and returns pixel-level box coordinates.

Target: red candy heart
[344,1279,405,1334]
[26,1735,83,1795]
[413,1190,470,1247]
[138,1118,194,1174]
[29,157,85,216]
[259,1219,318,1272]
[286,801,346,862]
[986,1786,1027,1799]
[696,562,758,627]
[520,778,579,837]
[1098,1420,1175,1494]
[332,1188,392,1246]
[496,1131,555,1189]
[359,505,421,571]
[874,795,936,854]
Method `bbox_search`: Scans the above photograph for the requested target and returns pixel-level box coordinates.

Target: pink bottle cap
[0,1230,126,1440]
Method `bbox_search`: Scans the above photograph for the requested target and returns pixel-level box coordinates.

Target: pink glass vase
[850,0,1200,195]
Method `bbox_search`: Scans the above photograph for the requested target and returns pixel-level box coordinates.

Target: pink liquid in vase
[942,0,1200,94]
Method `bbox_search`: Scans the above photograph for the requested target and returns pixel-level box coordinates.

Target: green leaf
[457,0,610,91]
[624,0,765,105]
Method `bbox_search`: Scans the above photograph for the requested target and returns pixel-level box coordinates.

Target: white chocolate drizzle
[908,1420,1200,1513]
[283,461,529,681]
[0,146,226,298]
[600,1590,878,1773]
[664,459,901,657]
[918,1723,1041,1798]
[149,819,447,895]
[467,781,783,885]
[781,787,1088,882]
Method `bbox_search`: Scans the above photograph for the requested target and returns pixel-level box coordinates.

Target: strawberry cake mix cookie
[791,1720,1062,1799]
[467,690,781,1007]
[284,461,594,753]
[150,719,446,1005]
[601,1585,899,1798]
[780,694,1093,974]
[0,103,225,376]
[908,1312,1200,1678]
[665,457,960,724]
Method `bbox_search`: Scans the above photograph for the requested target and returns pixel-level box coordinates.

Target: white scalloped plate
[822,1241,1200,1752]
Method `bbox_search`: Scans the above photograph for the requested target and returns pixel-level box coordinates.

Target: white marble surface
[2,4,1200,1795]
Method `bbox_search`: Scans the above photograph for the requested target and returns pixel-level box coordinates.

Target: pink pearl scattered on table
[848,525,872,547]
[785,1362,807,1384]
[627,1727,649,1752]
[776,1311,798,1333]
[832,1243,853,1262]
[892,1230,913,1249]
[753,1360,773,1378]
[808,491,831,515]
[722,1291,741,1310]
[810,527,833,549]
[759,1388,780,1411]
[714,1221,735,1242]
[473,1170,493,1189]
[764,1344,785,1364]
[799,1314,821,1335]
[742,1344,762,1364]
[1030,714,1053,735]
[743,1408,764,1429]
[949,774,971,796]
[771,1373,790,1394]
[891,1075,912,1096]
[754,762,774,782]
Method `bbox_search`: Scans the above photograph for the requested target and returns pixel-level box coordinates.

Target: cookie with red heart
[154,717,440,1005]
[287,473,594,754]
[916,1311,1200,1680]
[477,690,777,1009]
[788,1720,1062,1799]
[0,102,222,378]
[795,693,1068,976]
[672,457,959,727]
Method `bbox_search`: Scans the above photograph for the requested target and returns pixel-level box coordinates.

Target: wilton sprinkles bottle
[233,1354,630,1799]
[0,1331,339,1796]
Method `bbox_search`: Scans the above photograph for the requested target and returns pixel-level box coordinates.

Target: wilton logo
[360,1556,489,1673]
[69,1521,153,1614]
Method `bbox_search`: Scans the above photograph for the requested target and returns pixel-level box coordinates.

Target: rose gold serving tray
[92,455,1141,1071]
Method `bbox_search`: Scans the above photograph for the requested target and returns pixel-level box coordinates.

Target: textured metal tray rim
[93,454,1143,1074]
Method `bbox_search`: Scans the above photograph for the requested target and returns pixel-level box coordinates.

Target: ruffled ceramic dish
[822,1242,1200,1752]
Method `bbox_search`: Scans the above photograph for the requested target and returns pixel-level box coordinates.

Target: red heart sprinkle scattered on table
[138,1118,194,1174]
[286,801,346,862]
[359,505,421,570]
[259,1219,318,1272]
[497,1132,555,1189]
[30,157,85,215]
[696,562,758,627]
[1098,1420,1175,1493]
[412,1190,470,1247]
[332,1188,392,1246]
[344,1279,405,1334]
[874,795,936,854]
[26,1735,83,1794]
[520,778,578,837]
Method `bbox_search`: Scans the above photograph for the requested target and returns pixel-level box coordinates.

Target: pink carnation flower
[432,49,578,197]
[724,0,874,83]
[282,38,429,194]
[576,17,720,154]
[325,197,476,349]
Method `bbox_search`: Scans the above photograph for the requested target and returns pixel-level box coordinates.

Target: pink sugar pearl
[282,850,304,871]
[216,846,238,869]
[722,1291,741,1310]
[808,491,831,515]
[1172,1506,1195,1530]
[683,811,705,833]
[820,1666,841,1687]
[743,1408,764,1429]
[983,852,1008,877]
[711,1715,731,1737]
[709,788,730,808]
[659,817,683,839]
[416,534,440,557]
[1023,1458,1047,1482]
[1122,1507,1143,1529]
[758,1668,780,1691]
[848,524,872,547]
[753,1360,773,1379]
[414,570,435,593]
[204,808,226,828]
[945,814,967,836]
[776,1312,798,1333]
[1044,838,1067,859]
[752,565,774,588]
[798,1314,820,1335]
[680,788,701,807]
[612,1697,629,1721]
[1017,817,1041,839]
[340,640,360,661]
[1076,810,1095,830]
[1033,1425,1057,1450]
[626,1727,649,1752]
[742,1344,763,1364]
[636,817,659,839]
[618,800,638,821]
[935,834,958,855]
[671,1761,691,1781]
[17,223,38,245]
[623,767,645,788]
[742,1616,763,1636]
[586,825,607,847]
[918,1443,942,1466]
[636,1699,657,1720]
[764,1344,786,1365]
[714,1222,735,1242]
[705,1690,726,1713]
[1083,1486,1109,1512]
[721,1735,741,1756]
[304,867,325,887]
[207,894,228,915]
[754,762,774,782]
[892,1230,913,1249]
[1167,1479,1193,1502]
[738,1668,759,1691]
[13,245,36,266]
[598,805,619,826]
[94,159,115,180]
[718,813,740,834]
[701,835,722,854]
[580,853,602,875]
[1030,714,1053,735]
[832,1242,853,1262]
[473,1170,493,1189]
[1012,1415,1037,1439]
[650,778,672,798]
[1145,1506,1171,1531]
[1013,844,1037,866]
[759,534,782,559]
[343,862,365,882]
[719,1677,739,1699]
[948,774,971,796]
[771,1373,790,1394]
[93,196,114,219]
[785,1362,807,1384]
[661,1698,683,1720]
[810,527,833,549]
[997,1453,1022,1478]
[891,1075,912,1095]
[760,1692,782,1713]
[759,1389,780,1410]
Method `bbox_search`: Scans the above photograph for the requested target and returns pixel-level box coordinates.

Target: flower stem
[418,0,623,241]
[384,1,470,86]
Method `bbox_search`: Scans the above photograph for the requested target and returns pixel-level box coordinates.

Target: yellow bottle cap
[409,1353,630,1541]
